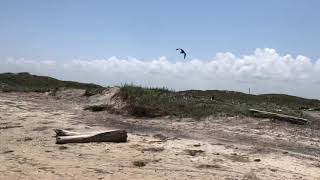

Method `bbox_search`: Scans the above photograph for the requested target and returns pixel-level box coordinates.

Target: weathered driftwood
[249,109,308,125]
[54,129,114,136]
[55,129,127,144]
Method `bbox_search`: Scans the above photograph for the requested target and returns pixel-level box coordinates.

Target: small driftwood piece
[0,125,23,130]
[249,109,308,125]
[54,129,127,144]
[54,129,83,136]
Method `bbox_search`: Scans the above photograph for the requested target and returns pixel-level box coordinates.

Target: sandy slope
[1,92,320,180]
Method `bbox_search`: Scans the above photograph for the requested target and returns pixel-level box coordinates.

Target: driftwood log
[54,129,127,144]
[249,109,308,125]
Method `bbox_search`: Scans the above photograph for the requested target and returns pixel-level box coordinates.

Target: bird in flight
[176,48,187,59]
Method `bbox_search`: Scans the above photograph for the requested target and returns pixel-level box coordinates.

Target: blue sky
[1,1,320,98]
[1,0,320,61]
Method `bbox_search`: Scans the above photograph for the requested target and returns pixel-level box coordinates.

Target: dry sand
[1,92,320,180]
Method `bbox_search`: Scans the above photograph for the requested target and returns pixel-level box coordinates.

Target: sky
[0,0,320,99]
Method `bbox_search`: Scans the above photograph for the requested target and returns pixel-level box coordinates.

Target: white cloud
[1,48,319,99]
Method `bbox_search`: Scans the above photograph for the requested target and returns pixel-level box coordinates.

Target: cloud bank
[1,48,320,99]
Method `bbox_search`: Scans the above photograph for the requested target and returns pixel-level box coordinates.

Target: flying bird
[176,48,187,59]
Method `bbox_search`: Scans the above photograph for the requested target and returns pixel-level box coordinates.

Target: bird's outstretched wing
[176,48,187,59]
